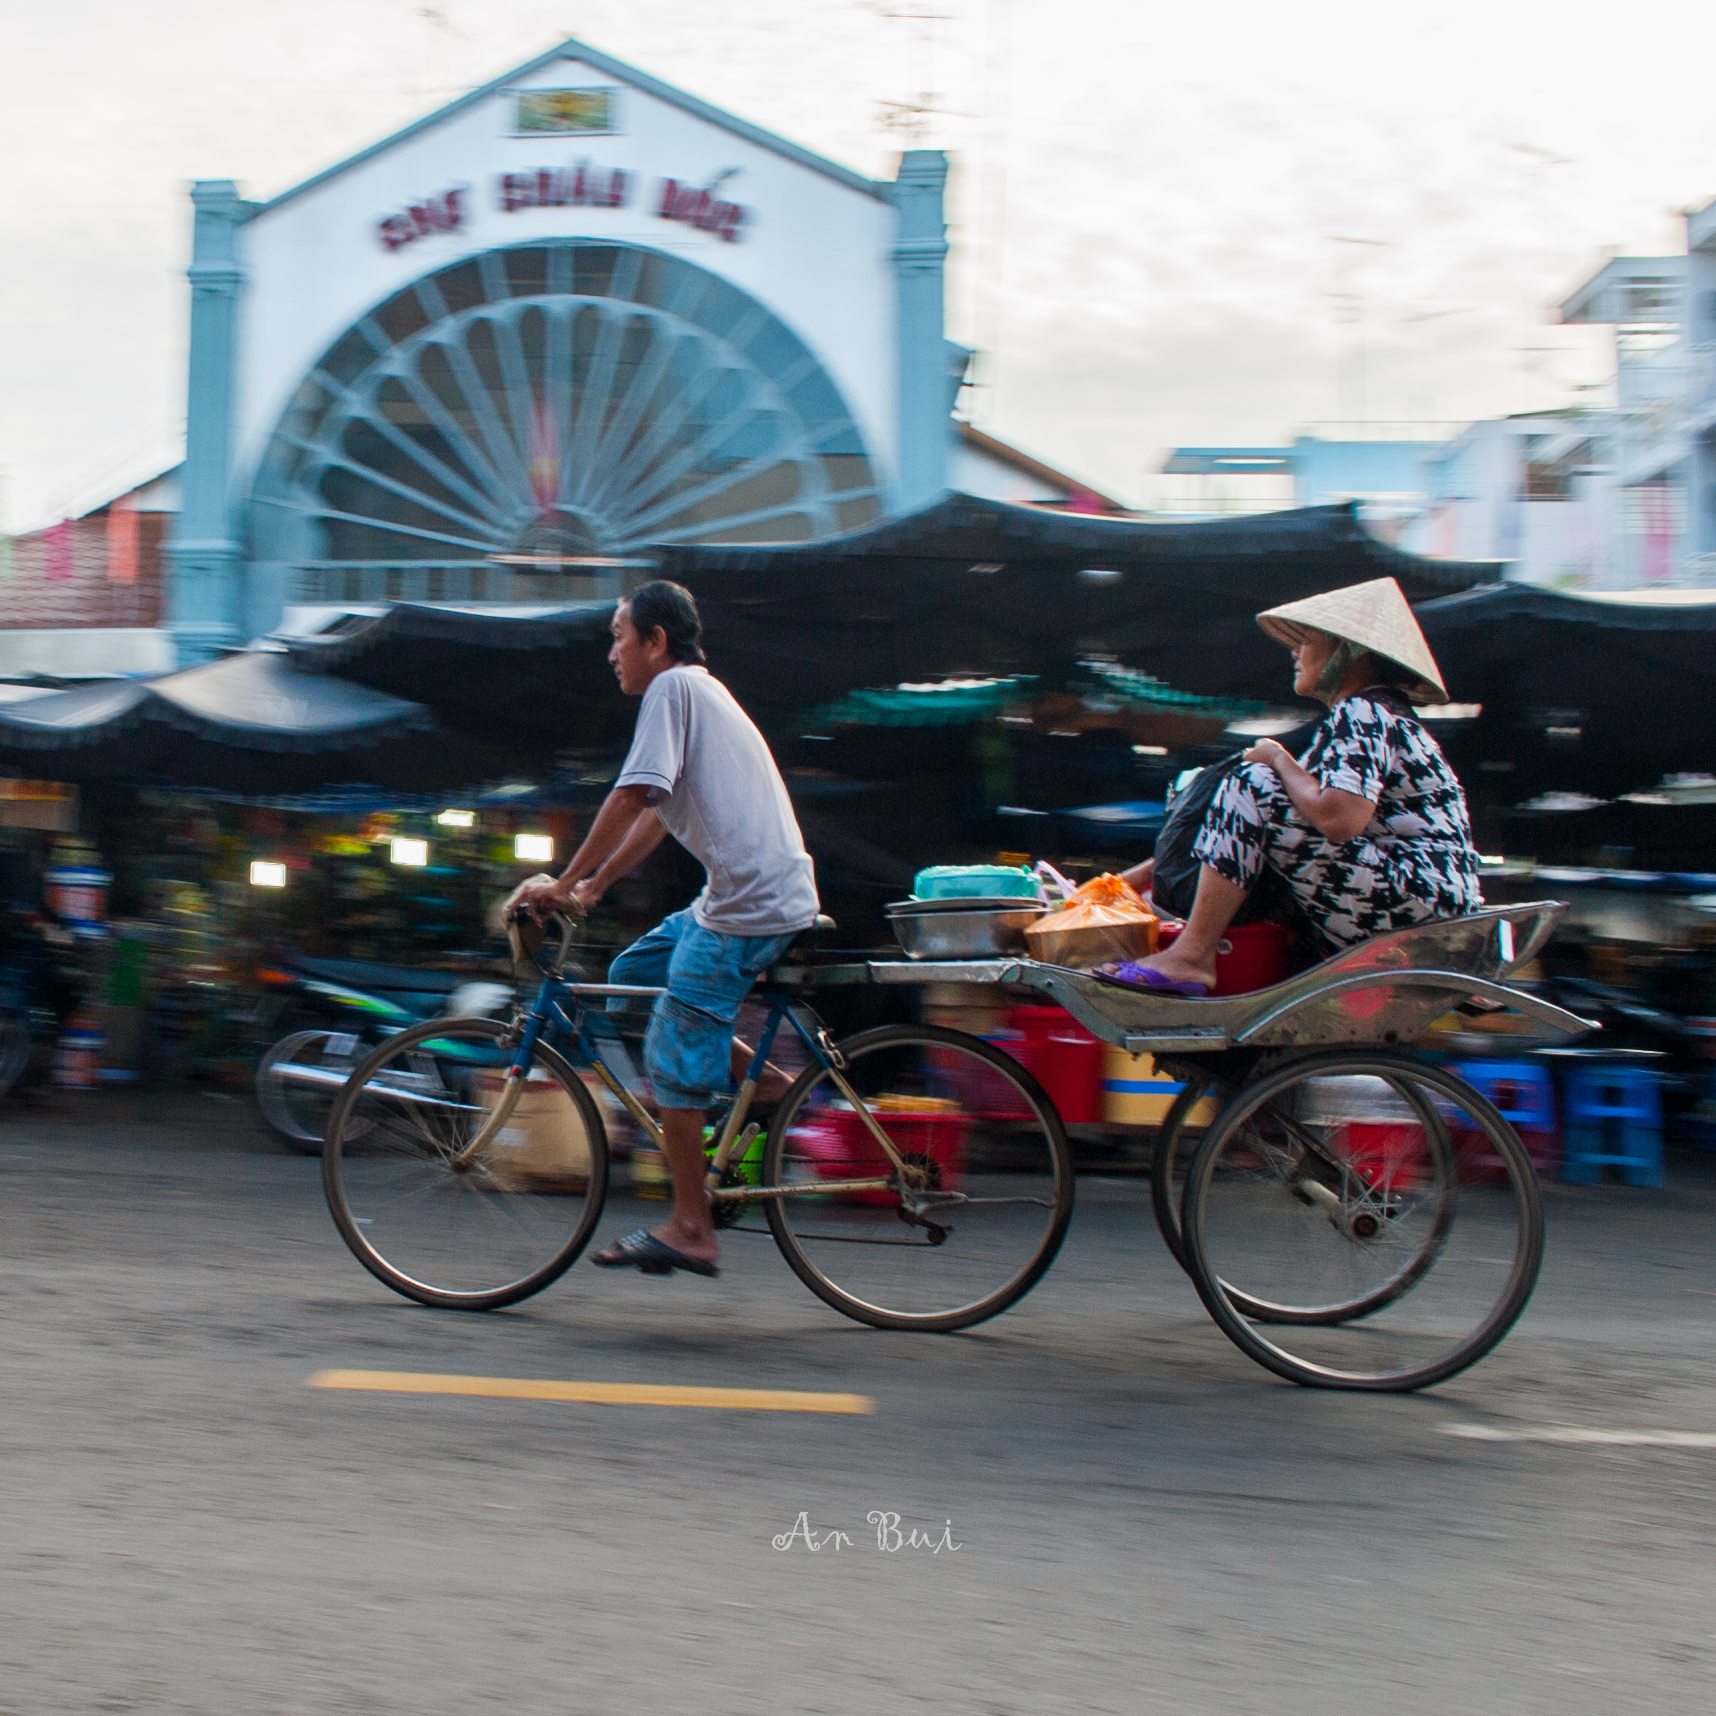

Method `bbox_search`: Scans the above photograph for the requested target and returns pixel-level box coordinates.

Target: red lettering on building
[655,174,745,242]
[376,186,467,252]
[498,161,633,213]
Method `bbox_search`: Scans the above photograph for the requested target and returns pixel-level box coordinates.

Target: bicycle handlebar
[504,907,581,974]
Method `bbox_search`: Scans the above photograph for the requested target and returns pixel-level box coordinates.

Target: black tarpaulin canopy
[292,494,1496,736]
[0,650,524,793]
[1410,583,1716,800]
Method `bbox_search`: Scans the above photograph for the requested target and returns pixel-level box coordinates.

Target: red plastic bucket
[1157,921,1290,996]
[1005,1005,1103,1124]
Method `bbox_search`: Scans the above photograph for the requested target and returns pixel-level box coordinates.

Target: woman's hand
[570,877,604,915]
[1242,738,1292,773]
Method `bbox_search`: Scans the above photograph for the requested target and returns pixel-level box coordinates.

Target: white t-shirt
[616,665,819,937]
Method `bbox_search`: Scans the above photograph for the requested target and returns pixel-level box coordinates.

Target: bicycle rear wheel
[762,1024,1074,1331]
[1181,1052,1543,1391]
[322,1017,609,1310]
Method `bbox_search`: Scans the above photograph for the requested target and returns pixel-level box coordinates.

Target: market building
[81,35,1109,674]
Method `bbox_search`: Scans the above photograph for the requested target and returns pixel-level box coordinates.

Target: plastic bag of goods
[1023,874,1158,969]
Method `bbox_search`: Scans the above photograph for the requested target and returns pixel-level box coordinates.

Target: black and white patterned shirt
[1302,691,1482,918]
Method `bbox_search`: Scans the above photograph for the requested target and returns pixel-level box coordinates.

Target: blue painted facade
[168,38,957,664]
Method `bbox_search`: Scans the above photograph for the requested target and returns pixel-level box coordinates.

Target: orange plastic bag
[1023,873,1159,969]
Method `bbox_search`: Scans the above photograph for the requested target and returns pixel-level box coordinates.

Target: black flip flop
[591,1227,720,1278]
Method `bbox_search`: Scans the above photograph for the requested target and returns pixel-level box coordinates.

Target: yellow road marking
[309,1369,874,1415]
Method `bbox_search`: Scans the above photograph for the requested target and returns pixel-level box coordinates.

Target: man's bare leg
[652,1105,720,1266]
[730,1037,792,1105]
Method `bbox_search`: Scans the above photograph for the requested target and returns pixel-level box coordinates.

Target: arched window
[252,242,883,603]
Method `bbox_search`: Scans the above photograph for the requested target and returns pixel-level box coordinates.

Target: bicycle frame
[484,957,930,1211]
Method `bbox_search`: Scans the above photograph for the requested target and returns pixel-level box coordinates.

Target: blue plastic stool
[1451,1059,1559,1177]
[1560,1062,1664,1188]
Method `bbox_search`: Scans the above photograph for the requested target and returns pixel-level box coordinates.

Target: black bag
[1150,754,1283,926]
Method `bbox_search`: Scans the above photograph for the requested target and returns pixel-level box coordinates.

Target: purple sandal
[1091,961,1211,998]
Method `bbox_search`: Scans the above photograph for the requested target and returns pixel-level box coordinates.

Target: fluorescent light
[1131,744,1168,756]
[390,837,429,867]
[1227,716,1304,738]
[515,833,554,862]
[1077,567,1122,583]
[436,808,476,827]
[249,861,287,889]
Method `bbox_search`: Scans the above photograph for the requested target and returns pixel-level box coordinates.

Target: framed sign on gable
[508,87,622,136]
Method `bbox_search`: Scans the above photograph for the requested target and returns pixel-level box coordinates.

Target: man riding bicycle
[505,580,819,1278]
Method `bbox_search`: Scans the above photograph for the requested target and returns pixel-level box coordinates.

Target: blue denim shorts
[607,909,799,1110]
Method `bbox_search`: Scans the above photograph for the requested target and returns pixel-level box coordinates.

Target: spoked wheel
[322,1017,609,1310]
[256,1029,366,1154]
[1181,1052,1544,1392]
[0,1009,32,1101]
[1149,1072,1219,1270]
[762,1024,1075,1331]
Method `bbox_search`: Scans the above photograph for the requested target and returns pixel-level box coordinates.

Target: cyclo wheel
[1152,1061,1366,1325]
[1149,1072,1218,1270]
[1180,1051,1544,1392]
[322,1016,609,1310]
[762,1024,1075,1332]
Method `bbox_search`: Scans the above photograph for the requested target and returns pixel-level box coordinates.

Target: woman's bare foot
[1124,945,1218,992]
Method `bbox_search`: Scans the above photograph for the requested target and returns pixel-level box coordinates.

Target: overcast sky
[3,0,1715,526]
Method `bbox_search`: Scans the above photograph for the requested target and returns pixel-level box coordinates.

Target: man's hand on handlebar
[503,873,583,924]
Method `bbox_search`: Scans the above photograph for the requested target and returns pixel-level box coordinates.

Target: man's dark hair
[625,579,706,665]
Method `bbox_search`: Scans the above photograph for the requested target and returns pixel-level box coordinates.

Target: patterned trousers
[1190,763,1458,954]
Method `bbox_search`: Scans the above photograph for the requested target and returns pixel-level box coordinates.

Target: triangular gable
[254,35,889,219]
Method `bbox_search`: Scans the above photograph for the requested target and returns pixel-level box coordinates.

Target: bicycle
[321,913,1075,1331]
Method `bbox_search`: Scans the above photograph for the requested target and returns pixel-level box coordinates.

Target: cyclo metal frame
[775,903,1583,1056]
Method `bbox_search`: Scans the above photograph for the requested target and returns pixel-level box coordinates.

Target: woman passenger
[1117,576,1482,996]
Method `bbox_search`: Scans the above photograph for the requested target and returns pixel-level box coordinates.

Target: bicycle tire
[256,1029,362,1154]
[761,1023,1075,1332]
[323,1016,610,1310]
[1180,1051,1544,1392]
[1149,1074,1216,1270]
[0,1009,31,1101]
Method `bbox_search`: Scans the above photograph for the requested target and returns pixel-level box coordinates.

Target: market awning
[0,650,528,794]
[292,494,1493,737]
[1412,583,1716,800]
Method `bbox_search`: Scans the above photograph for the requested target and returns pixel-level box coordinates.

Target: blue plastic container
[911,864,1039,902]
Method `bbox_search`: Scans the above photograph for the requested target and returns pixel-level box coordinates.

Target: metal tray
[886,902,1046,959]
[885,896,1043,916]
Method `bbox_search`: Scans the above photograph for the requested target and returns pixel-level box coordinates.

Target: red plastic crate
[787,1105,968,1204]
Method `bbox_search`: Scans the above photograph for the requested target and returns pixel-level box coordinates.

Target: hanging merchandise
[43,844,111,939]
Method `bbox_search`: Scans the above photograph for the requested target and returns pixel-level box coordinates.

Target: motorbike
[252,953,511,1153]
[0,909,84,1103]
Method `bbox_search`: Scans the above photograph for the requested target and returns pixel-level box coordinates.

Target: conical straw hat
[1255,576,1447,703]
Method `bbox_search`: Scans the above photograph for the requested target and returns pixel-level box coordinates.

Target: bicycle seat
[772,915,840,966]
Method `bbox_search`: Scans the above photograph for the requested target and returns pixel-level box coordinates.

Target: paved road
[4,1091,1716,1715]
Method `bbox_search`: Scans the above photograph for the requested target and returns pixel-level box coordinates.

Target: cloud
[3,0,1716,522]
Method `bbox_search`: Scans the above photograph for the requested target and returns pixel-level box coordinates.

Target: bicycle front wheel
[762,1024,1074,1332]
[1181,1053,1544,1392]
[322,1017,609,1310]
